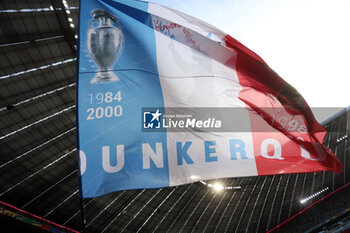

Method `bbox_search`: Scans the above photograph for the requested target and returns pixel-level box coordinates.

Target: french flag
[77,0,342,198]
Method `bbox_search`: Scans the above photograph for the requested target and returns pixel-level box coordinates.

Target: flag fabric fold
[77,0,342,198]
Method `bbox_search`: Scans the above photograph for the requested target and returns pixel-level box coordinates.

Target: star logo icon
[150,109,162,122]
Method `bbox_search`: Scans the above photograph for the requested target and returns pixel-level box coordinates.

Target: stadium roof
[0,1,349,232]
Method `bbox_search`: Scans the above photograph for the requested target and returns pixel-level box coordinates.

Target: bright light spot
[190,175,199,180]
[70,23,74,28]
[49,6,53,11]
[66,9,70,14]
[75,34,78,39]
[198,180,240,191]
[300,187,329,204]
[68,17,73,22]
[213,183,224,192]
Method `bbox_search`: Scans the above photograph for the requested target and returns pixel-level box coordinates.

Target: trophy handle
[89,19,99,29]
[112,21,122,29]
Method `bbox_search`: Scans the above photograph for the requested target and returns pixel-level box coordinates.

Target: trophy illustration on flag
[87,9,124,83]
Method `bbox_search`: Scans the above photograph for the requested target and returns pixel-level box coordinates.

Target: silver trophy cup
[87,9,124,83]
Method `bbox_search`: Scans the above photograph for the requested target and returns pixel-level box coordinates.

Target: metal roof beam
[0,148,76,197]
[0,6,78,13]
[0,83,75,112]
[0,58,75,80]
[0,105,75,140]
[0,35,64,48]
[50,0,76,54]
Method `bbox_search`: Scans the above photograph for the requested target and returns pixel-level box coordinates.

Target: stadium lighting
[213,183,224,192]
[337,135,348,142]
[199,180,241,191]
[300,187,329,204]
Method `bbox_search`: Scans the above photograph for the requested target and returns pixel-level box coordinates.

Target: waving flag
[77,0,342,198]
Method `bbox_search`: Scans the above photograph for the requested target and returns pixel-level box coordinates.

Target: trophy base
[91,70,119,83]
